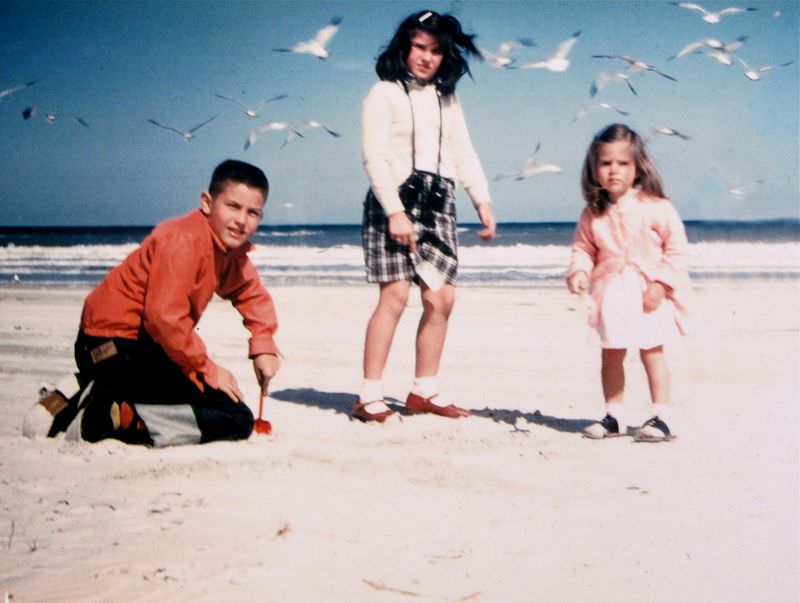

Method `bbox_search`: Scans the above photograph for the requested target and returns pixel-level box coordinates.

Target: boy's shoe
[583,413,621,439]
[81,385,150,444]
[405,393,471,418]
[633,416,676,443]
[352,399,395,423]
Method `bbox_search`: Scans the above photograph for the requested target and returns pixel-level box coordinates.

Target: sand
[0,282,798,602]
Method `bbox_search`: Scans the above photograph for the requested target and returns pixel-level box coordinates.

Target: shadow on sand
[270,388,593,433]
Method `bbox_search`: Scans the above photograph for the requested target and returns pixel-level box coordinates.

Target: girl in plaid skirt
[353,10,496,423]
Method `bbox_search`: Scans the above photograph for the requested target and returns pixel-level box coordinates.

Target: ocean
[0,220,798,288]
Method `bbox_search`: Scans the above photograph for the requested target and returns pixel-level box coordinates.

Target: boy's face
[200,181,266,250]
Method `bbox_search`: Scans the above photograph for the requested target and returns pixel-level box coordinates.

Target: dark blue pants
[73,330,253,443]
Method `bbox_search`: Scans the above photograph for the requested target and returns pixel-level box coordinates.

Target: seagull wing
[257,93,288,107]
[188,114,218,134]
[554,30,580,59]
[597,103,630,116]
[673,40,705,58]
[759,60,794,73]
[301,120,341,137]
[1,79,38,99]
[59,113,89,127]
[719,7,755,17]
[147,119,187,136]
[675,2,710,17]
[214,93,247,109]
[313,16,342,48]
[649,65,678,81]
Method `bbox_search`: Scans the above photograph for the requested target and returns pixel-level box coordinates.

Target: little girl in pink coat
[567,123,693,442]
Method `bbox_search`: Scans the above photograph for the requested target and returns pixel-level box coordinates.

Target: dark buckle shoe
[633,416,676,442]
[583,413,621,439]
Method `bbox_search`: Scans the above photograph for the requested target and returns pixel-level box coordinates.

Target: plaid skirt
[362,170,458,285]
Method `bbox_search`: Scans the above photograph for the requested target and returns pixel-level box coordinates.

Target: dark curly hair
[581,123,665,215]
[374,10,481,96]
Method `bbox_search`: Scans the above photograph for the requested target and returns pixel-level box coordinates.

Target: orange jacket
[80,209,279,390]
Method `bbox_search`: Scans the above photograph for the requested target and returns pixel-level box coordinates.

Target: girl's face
[596,140,637,202]
[406,30,443,81]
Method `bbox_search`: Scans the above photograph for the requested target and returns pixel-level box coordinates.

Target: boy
[33,159,280,446]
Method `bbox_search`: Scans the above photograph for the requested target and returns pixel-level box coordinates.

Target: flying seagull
[734,56,794,80]
[272,16,342,59]
[520,30,580,72]
[572,102,630,123]
[146,114,218,140]
[590,71,638,97]
[213,93,288,118]
[670,35,747,64]
[592,54,677,81]
[297,120,341,139]
[244,121,304,151]
[494,142,562,181]
[670,2,758,23]
[1,80,37,100]
[647,127,691,142]
[480,38,536,69]
[22,106,88,127]
[727,178,765,197]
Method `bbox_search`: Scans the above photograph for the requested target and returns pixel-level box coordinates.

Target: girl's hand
[388,211,417,253]
[476,203,496,241]
[643,281,667,313]
[567,271,589,295]
[253,353,281,395]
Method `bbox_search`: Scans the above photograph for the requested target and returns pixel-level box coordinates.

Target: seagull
[727,178,765,197]
[146,114,217,140]
[480,38,536,69]
[297,120,341,139]
[22,107,89,127]
[711,165,765,197]
[213,93,288,118]
[592,54,677,81]
[670,2,758,23]
[494,142,562,181]
[244,121,304,151]
[572,102,630,122]
[1,80,37,100]
[647,127,691,141]
[520,30,580,72]
[734,56,794,80]
[670,35,747,64]
[589,71,638,97]
[272,16,342,59]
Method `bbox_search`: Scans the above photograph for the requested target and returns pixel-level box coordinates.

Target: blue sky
[0,0,797,226]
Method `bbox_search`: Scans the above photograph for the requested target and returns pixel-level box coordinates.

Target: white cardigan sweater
[362,79,492,217]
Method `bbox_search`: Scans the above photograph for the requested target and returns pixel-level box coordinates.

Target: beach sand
[1,282,798,602]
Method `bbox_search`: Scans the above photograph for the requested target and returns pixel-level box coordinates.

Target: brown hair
[580,123,665,214]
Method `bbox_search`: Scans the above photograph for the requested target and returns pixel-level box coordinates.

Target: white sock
[360,379,383,403]
[412,376,438,399]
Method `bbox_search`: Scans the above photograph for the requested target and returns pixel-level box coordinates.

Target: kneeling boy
[40,159,280,446]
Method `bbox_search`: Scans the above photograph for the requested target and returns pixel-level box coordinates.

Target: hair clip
[418,11,433,22]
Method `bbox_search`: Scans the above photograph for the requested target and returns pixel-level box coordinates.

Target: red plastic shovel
[254,390,272,435]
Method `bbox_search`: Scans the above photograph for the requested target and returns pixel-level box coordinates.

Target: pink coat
[568,189,694,332]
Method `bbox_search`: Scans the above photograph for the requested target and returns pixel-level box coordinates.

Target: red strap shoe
[405,393,471,418]
[352,399,395,423]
